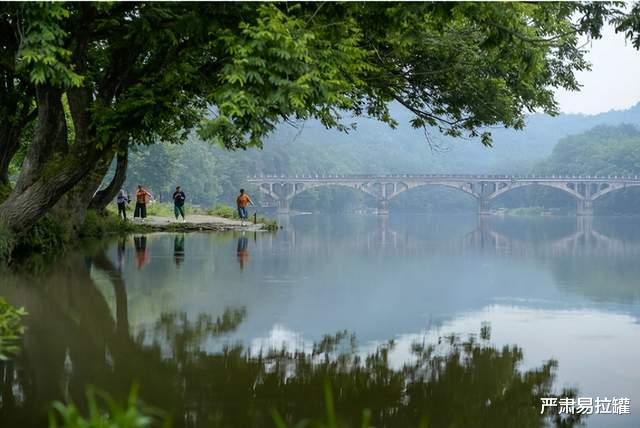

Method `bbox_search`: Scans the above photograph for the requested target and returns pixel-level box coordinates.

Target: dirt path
[139,214,265,231]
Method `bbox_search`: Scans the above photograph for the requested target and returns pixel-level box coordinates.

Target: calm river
[2,214,640,428]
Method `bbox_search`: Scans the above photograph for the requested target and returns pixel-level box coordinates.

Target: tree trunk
[92,250,129,337]
[49,150,115,234]
[0,103,36,190]
[89,146,129,212]
[0,87,110,234]
[13,88,68,195]
[0,128,21,187]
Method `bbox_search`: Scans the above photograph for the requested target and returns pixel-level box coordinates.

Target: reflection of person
[116,237,126,272]
[133,235,150,270]
[173,186,186,222]
[236,189,254,225]
[174,234,185,267]
[116,189,130,220]
[134,185,152,221]
[237,235,248,270]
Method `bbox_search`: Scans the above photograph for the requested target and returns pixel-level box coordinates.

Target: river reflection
[2,214,640,427]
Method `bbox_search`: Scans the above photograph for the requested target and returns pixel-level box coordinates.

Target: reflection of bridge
[247,174,640,215]
[462,217,638,258]
[268,216,640,259]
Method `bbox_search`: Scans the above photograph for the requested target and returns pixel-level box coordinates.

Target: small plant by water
[0,297,26,360]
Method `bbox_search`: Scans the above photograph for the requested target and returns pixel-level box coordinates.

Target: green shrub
[145,202,176,217]
[14,215,68,255]
[0,297,27,360]
[208,204,239,219]
[260,218,279,231]
[79,210,146,238]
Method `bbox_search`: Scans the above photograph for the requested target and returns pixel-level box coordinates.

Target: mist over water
[2,214,640,427]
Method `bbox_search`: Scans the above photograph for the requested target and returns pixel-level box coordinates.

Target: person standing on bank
[134,185,152,221]
[116,189,130,220]
[173,186,186,222]
[236,188,254,225]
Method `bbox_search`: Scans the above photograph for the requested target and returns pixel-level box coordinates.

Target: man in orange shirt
[134,185,153,221]
[236,188,254,225]
[237,235,248,270]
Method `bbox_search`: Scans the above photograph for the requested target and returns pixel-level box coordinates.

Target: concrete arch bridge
[247,174,640,215]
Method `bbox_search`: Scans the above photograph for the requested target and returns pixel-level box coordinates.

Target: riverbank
[1,210,277,264]
[138,214,268,232]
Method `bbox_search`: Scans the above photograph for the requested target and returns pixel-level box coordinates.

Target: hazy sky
[554,25,640,115]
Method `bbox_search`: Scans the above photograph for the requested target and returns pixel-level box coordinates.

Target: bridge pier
[576,199,594,216]
[377,199,389,215]
[478,197,491,216]
[276,198,290,215]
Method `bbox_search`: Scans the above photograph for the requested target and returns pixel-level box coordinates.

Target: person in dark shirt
[174,234,185,267]
[173,186,186,222]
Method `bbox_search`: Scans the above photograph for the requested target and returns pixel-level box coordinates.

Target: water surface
[1,214,639,427]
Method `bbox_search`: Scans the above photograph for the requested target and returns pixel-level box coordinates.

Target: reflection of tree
[233,334,579,428]
[150,309,247,361]
[0,253,583,428]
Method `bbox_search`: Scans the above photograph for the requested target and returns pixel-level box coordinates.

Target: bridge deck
[248,174,640,183]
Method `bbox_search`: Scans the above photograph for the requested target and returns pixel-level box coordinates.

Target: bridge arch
[256,181,381,209]
[257,181,483,212]
[591,182,640,201]
[386,181,480,201]
[487,182,584,202]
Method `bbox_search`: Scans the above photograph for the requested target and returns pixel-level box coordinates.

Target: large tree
[0,2,615,235]
[0,6,36,190]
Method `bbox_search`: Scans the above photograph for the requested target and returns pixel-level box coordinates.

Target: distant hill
[256,102,640,175]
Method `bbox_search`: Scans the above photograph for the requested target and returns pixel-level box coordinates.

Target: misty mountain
[255,102,640,175]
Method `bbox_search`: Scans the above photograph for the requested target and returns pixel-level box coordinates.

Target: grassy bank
[1,203,277,264]
[79,210,151,238]
[0,211,151,265]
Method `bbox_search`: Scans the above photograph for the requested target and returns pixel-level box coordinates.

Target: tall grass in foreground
[270,382,429,428]
[49,387,168,428]
[47,383,383,428]
[271,382,375,428]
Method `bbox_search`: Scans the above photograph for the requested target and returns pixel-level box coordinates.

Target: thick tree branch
[89,146,129,212]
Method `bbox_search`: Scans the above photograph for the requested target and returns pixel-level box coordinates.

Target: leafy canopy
[6,2,613,150]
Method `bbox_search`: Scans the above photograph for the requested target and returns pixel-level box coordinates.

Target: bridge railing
[247,174,640,181]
